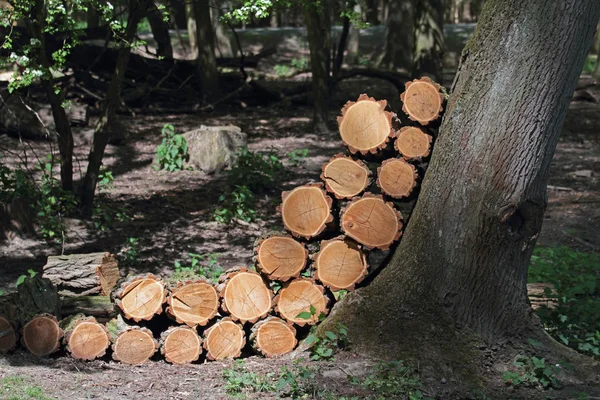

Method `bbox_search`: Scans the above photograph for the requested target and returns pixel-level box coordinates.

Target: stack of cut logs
[0,77,445,365]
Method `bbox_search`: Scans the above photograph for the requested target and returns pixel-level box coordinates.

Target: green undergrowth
[0,376,55,400]
[169,252,224,284]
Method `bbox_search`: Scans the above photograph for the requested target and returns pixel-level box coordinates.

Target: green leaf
[16,275,26,286]
[309,304,316,315]
[296,311,312,320]
[304,334,317,345]
[325,331,337,341]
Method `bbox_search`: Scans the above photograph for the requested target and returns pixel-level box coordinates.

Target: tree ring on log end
[221,269,272,324]
[21,315,63,357]
[337,94,396,154]
[117,275,167,322]
[161,326,202,364]
[167,281,219,327]
[112,328,158,365]
[320,154,371,199]
[314,238,368,291]
[251,317,297,357]
[203,318,245,360]
[394,126,432,161]
[376,158,418,199]
[256,236,308,281]
[340,194,403,250]
[0,316,17,353]
[280,184,333,239]
[66,317,110,360]
[400,77,445,125]
[275,278,328,326]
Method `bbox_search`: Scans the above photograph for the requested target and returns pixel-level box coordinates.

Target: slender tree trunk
[81,0,148,215]
[303,2,331,132]
[377,0,414,72]
[332,17,350,79]
[346,5,361,65]
[194,0,219,98]
[210,1,233,58]
[185,0,197,57]
[147,1,173,60]
[363,0,379,25]
[593,24,600,81]
[321,0,600,371]
[413,0,444,81]
[87,7,100,29]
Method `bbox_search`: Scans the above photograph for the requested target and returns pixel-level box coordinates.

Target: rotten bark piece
[166,280,220,328]
[15,275,61,324]
[280,184,334,239]
[250,316,297,357]
[274,278,329,326]
[160,326,203,365]
[314,238,368,291]
[111,326,158,365]
[340,193,403,250]
[0,316,17,353]
[203,318,245,360]
[114,274,167,322]
[337,94,396,154]
[255,235,308,281]
[219,268,272,324]
[61,296,116,321]
[400,77,445,125]
[376,158,419,199]
[21,314,63,357]
[62,316,110,360]
[320,154,371,199]
[394,126,432,162]
[42,252,120,296]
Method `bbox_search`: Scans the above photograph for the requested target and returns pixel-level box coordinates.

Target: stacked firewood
[0,77,446,365]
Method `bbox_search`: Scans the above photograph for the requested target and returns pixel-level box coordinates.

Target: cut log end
[376,158,418,199]
[314,238,368,291]
[112,327,158,365]
[0,316,17,353]
[400,77,445,125]
[167,281,219,327]
[256,236,307,281]
[161,326,203,364]
[340,194,403,250]
[65,317,110,360]
[21,315,63,357]
[251,317,297,357]
[281,185,333,239]
[395,127,432,161]
[338,94,395,154]
[321,154,371,199]
[221,269,272,324]
[275,279,328,326]
[203,318,245,360]
[116,275,167,322]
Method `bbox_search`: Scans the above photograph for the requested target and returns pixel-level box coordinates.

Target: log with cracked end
[111,326,158,365]
[203,318,246,360]
[250,316,297,357]
[314,237,368,291]
[376,158,419,199]
[280,184,334,239]
[254,234,308,281]
[21,314,64,357]
[394,126,432,161]
[166,280,220,327]
[160,326,203,364]
[337,94,397,154]
[114,274,167,322]
[400,77,445,125]
[62,315,110,360]
[219,268,273,324]
[340,193,403,250]
[320,154,371,199]
[0,316,17,353]
[274,278,329,326]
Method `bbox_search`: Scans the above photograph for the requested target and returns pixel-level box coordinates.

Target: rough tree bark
[321,0,600,377]
[194,0,219,98]
[413,0,444,81]
[377,0,414,73]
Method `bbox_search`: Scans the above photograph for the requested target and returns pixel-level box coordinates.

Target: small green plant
[172,252,224,283]
[1,376,54,400]
[223,360,276,398]
[226,147,284,193]
[332,289,348,301]
[16,269,37,287]
[290,57,309,70]
[154,124,189,172]
[297,305,349,361]
[502,355,561,389]
[120,237,141,268]
[287,148,309,166]
[273,64,293,77]
[357,361,429,400]
[213,185,257,223]
[276,361,318,399]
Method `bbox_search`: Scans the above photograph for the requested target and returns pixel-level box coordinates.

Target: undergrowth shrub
[154,124,189,172]
[171,252,224,283]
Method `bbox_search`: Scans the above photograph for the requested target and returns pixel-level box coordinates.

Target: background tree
[194,0,219,98]
[146,1,173,60]
[377,0,414,72]
[413,0,444,81]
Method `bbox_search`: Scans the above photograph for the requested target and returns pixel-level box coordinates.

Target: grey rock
[182,125,247,174]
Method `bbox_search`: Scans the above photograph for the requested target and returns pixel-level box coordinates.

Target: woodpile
[0,77,449,364]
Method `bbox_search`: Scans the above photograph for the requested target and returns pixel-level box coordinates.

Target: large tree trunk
[321,0,600,373]
[363,0,379,25]
[304,2,331,132]
[413,0,444,81]
[194,0,219,98]
[80,0,147,215]
[147,1,173,60]
[211,1,233,58]
[377,0,414,72]
[185,0,197,57]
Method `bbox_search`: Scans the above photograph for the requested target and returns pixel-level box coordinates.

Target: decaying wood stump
[61,296,116,321]
[111,326,158,365]
[220,268,272,324]
[0,316,17,353]
[400,77,444,125]
[43,252,120,296]
[114,274,167,322]
[340,193,403,250]
[314,238,368,291]
[376,158,418,199]
[337,94,396,154]
[394,126,432,161]
[320,154,371,199]
[203,318,245,360]
[254,234,308,281]
[280,184,333,239]
[166,280,220,327]
[275,278,329,326]
[15,275,61,323]
[21,314,63,357]
[250,317,297,357]
[62,316,110,360]
[160,326,203,364]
